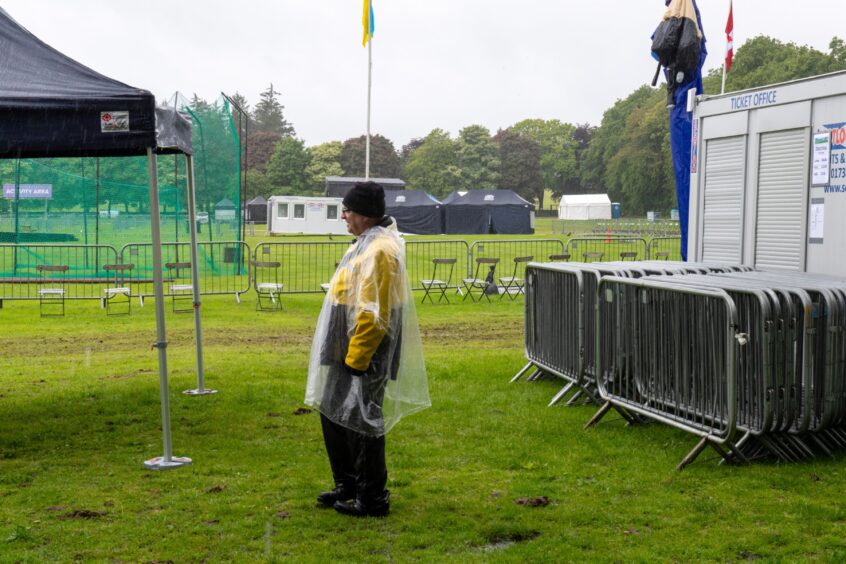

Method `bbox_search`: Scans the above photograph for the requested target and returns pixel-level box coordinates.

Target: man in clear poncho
[305,181,430,517]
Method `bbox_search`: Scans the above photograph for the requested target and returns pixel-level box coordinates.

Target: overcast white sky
[3,1,844,148]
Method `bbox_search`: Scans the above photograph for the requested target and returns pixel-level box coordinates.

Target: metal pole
[183,153,215,396]
[13,154,20,275]
[721,62,726,94]
[365,38,372,180]
[144,148,191,470]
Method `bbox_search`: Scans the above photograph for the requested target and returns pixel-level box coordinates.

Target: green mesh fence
[0,94,241,276]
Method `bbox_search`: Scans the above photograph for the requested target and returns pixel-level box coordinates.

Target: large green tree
[580,85,663,206]
[339,134,401,178]
[494,129,544,205]
[246,131,282,173]
[402,129,461,198]
[265,137,311,195]
[253,84,295,137]
[306,141,344,193]
[705,35,846,94]
[510,118,579,206]
[456,125,500,190]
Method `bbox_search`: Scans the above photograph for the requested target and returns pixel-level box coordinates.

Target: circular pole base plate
[182,388,218,396]
[144,456,192,470]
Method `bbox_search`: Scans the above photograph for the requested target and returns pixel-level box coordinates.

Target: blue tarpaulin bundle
[651,0,707,260]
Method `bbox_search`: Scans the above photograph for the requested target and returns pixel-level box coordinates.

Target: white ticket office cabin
[267,195,349,235]
[689,70,846,276]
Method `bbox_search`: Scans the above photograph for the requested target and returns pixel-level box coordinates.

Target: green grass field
[1,291,845,561]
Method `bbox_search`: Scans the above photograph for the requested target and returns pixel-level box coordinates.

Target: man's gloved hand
[345,362,367,377]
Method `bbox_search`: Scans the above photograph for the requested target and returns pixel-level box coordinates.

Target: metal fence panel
[647,236,682,260]
[121,241,250,299]
[596,276,739,443]
[470,239,566,286]
[253,241,350,294]
[565,237,648,262]
[523,264,584,397]
[0,244,119,300]
[406,240,471,290]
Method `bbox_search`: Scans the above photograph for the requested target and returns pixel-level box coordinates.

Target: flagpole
[365,38,372,180]
[721,62,726,94]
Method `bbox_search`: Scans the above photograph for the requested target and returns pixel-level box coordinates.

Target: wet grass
[1,293,845,561]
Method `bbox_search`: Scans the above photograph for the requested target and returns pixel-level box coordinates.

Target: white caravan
[267,195,348,235]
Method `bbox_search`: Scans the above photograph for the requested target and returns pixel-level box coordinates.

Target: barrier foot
[183,388,218,396]
[548,382,574,407]
[676,437,709,471]
[584,400,612,429]
[810,434,835,458]
[722,441,749,465]
[565,389,585,406]
[510,362,534,383]
[144,456,192,470]
[526,369,544,382]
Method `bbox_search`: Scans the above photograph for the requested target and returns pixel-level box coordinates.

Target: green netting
[0,93,241,252]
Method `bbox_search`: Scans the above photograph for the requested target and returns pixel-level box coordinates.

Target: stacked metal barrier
[513,259,846,468]
[515,260,751,408]
[588,276,741,469]
[589,269,846,467]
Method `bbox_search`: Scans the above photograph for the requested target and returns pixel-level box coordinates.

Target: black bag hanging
[484,265,498,295]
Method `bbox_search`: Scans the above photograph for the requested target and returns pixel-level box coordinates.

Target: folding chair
[548,253,570,262]
[462,257,499,303]
[101,263,134,316]
[421,258,456,304]
[619,251,638,261]
[254,260,284,311]
[37,264,68,317]
[165,261,194,313]
[499,256,533,300]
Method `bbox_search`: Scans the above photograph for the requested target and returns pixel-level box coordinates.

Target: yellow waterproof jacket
[305,220,431,436]
[330,232,400,371]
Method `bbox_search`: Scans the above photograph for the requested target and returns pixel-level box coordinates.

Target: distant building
[325,176,405,198]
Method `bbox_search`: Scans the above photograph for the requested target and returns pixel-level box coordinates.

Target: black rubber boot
[333,491,390,518]
[333,431,390,517]
[319,414,356,507]
[317,485,355,508]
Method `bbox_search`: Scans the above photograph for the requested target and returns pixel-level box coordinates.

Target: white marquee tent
[558,194,612,220]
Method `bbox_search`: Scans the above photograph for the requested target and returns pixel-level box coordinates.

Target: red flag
[724,0,734,73]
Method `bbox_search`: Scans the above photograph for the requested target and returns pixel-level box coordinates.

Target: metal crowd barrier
[470,239,566,270]
[580,268,846,467]
[565,237,648,263]
[586,276,741,470]
[0,243,120,303]
[717,272,846,436]
[646,236,682,260]
[513,260,753,407]
[253,241,350,294]
[121,241,250,303]
[406,240,471,290]
[516,263,589,404]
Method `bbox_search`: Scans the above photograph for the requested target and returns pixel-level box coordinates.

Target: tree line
[234,36,845,215]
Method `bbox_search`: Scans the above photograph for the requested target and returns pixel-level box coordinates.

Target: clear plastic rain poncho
[305,221,430,437]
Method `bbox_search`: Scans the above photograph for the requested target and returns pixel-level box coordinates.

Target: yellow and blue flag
[362,0,375,46]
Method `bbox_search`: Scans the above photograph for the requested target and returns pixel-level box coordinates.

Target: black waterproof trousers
[320,413,388,503]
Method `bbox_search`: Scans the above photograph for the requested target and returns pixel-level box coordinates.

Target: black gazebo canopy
[0,7,191,159]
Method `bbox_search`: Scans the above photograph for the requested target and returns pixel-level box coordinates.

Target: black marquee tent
[385,189,442,235]
[245,195,268,224]
[442,189,535,234]
[0,7,198,469]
